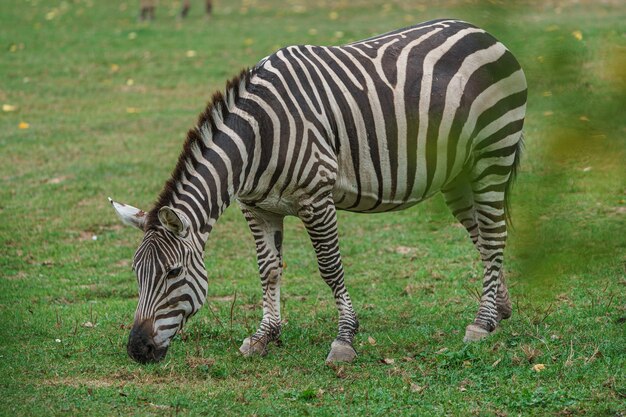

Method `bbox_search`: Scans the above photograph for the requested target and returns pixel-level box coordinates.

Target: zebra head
[109,198,208,363]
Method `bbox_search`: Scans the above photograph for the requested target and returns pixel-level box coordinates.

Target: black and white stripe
[111,19,527,363]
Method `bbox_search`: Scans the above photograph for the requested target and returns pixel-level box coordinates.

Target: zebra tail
[504,132,524,229]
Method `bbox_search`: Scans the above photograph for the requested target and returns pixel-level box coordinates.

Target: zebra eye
[166,267,182,279]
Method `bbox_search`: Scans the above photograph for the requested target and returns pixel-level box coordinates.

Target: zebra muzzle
[127,320,169,364]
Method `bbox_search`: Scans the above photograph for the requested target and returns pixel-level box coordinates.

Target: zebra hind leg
[463,147,519,341]
[495,270,512,322]
[300,199,359,363]
[239,207,284,357]
[443,177,512,342]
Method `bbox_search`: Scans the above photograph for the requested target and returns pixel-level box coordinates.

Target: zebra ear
[108,197,146,231]
[157,206,189,236]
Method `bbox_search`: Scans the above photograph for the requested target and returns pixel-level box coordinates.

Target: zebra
[110,19,527,364]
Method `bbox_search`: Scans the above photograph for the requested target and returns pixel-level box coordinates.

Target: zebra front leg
[239,207,284,357]
[300,200,359,363]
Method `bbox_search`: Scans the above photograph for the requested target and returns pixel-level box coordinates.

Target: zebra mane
[146,68,253,229]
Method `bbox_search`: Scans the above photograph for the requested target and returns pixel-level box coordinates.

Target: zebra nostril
[128,321,155,362]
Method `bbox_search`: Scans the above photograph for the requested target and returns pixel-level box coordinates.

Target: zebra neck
[152,120,253,238]
[147,69,256,237]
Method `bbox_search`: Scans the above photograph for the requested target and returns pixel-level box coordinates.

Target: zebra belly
[333,191,424,213]
[332,171,441,213]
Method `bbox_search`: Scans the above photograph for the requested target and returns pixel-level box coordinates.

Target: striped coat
[111,19,527,364]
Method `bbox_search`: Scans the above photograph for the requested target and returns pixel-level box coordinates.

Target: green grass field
[1,0,624,415]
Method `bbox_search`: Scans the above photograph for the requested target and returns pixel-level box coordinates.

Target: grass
[1,0,624,415]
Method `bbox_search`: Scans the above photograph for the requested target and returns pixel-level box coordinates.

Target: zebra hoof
[239,337,268,357]
[463,324,491,342]
[325,340,357,363]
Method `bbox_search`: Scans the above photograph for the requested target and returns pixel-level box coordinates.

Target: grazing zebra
[110,19,527,364]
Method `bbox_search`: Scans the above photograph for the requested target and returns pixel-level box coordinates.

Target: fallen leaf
[110,64,120,73]
[367,336,377,346]
[126,107,140,114]
[410,383,425,393]
[381,358,395,365]
[185,50,197,58]
[543,111,553,117]
[329,11,339,20]
[579,115,589,121]
[572,30,583,41]
[243,38,254,46]
[491,358,502,367]
[46,176,68,184]
[18,121,30,129]
[82,321,94,328]
[128,32,137,40]
[126,78,134,86]
[45,10,58,20]
[532,363,546,372]
[395,246,415,255]
[458,379,470,391]
[2,104,17,112]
